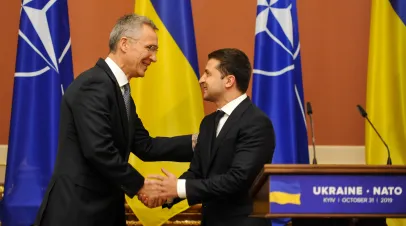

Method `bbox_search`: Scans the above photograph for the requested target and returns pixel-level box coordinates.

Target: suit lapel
[208,97,252,168]
[96,59,129,143]
[202,113,216,177]
[128,97,136,145]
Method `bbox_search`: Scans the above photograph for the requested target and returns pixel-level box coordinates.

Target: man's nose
[150,52,157,62]
[199,75,205,84]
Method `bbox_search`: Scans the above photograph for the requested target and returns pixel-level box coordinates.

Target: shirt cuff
[177,179,187,198]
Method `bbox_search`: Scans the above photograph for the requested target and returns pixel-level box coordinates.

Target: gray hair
[108,14,158,52]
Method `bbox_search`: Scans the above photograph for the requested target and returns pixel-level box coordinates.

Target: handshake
[136,168,179,208]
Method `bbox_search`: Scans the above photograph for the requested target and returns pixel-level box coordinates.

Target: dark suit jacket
[165,97,275,226]
[34,59,193,226]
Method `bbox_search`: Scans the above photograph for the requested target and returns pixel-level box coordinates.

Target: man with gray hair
[33,14,196,226]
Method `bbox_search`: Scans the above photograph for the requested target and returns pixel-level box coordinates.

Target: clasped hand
[137,168,178,208]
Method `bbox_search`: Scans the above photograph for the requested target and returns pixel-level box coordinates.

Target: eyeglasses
[125,36,158,53]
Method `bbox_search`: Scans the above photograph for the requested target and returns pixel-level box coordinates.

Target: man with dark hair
[144,48,275,226]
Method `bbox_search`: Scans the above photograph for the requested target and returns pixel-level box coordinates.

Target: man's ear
[225,75,236,88]
[118,37,130,53]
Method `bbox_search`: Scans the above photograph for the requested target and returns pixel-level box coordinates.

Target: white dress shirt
[177,93,248,198]
[105,57,128,95]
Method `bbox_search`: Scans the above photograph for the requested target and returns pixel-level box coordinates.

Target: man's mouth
[142,61,150,68]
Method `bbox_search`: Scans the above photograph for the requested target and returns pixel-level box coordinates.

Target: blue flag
[0,0,73,225]
[252,0,309,225]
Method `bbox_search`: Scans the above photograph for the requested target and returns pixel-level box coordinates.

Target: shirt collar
[219,93,248,116]
[105,57,128,87]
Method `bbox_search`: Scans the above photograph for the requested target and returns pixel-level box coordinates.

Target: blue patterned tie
[123,83,131,120]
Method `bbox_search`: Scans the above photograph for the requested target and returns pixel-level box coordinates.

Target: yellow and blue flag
[253,0,309,225]
[270,180,301,206]
[126,0,204,225]
[0,0,74,225]
[366,1,406,226]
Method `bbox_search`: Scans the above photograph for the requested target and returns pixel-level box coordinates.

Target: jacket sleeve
[163,118,207,209]
[178,117,207,180]
[162,140,203,208]
[130,106,194,162]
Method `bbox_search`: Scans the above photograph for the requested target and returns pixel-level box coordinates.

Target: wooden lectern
[249,164,406,221]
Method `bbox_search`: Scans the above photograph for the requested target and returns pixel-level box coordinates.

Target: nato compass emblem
[254,0,300,77]
[15,0,72,94]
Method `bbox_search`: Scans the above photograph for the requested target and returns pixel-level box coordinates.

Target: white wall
[0,145,366,183]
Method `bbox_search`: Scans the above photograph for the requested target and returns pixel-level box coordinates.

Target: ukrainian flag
[366,1,406,226]
[270,180,301,205]
[125,0,204,225]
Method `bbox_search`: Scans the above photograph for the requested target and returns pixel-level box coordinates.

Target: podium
[249,164,406,223]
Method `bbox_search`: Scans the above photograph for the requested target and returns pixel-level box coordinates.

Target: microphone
[306,102,317,164]
[356,105,392,165]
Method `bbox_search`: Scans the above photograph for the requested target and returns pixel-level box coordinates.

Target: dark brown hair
[208,48,252,93]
